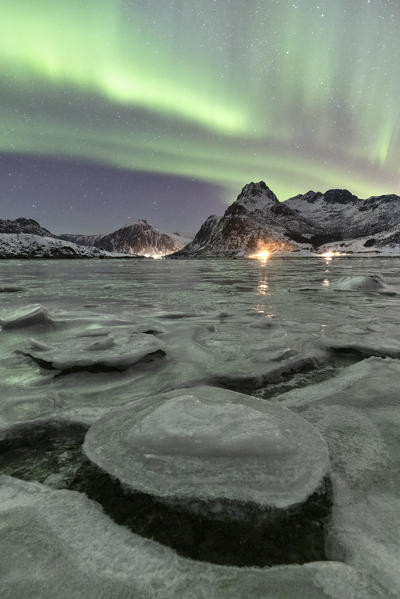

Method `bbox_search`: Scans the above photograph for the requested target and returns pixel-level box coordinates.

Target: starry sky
[1,0,399,234]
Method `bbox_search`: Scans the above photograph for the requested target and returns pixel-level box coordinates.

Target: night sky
[1,0,399,234]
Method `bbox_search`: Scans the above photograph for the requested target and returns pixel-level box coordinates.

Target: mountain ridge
[0,218,188,258]
[59,219,187,256]
[172,181,400,257]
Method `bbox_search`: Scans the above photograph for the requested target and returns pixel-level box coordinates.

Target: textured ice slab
[20,332,166,372]
[0,477,371,599]
[194,321,328,389]
[84,386,330,509]
[1,304,53,329]
[323,325,400,358]
[332,274,396,294]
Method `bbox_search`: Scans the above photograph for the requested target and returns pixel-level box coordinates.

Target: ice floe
[1,304,53,329]
[84,386,330,509]
[194,319,329,389]
[332,274,397,294]
[19,331,166,372]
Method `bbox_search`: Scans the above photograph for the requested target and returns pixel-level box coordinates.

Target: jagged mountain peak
[237,181,279,203]
[241,180,275,195]
[225,181,279,217]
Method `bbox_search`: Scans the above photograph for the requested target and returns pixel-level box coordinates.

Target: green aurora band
[1,0,399,201]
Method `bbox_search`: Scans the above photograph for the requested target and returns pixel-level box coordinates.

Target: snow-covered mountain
[173,182,400,257]
[0,233,113,259]
[0,218,115,258]
[173,182,314,257]
[0,218,138,258]
[0,217,188,259]
[0,218,55,237]
[60,220,188,257]
[285,189,400,249]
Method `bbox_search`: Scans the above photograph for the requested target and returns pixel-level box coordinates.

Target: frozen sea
[0,256,400,598]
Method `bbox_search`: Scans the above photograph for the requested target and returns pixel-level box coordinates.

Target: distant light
[143,253,164,259]
[320,250,343,261]
[248,249,270,263]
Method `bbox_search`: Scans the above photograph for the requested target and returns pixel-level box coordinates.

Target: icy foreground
[0,256,400,597]
[0,476,367,599]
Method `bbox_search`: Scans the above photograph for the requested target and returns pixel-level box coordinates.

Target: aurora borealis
[1,0,400,232]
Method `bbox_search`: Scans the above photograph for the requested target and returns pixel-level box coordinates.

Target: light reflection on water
[0,256,399,332]
[258,280,269,295]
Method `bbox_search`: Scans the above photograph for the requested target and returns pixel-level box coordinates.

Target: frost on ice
[84,386,330,509]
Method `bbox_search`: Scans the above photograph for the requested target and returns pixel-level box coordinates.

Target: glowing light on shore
[248,249,270,263]
[320,250,343,262]
[143,253,164,259]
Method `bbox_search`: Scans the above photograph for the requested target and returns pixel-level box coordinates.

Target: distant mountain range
[2,182,400,259]
[59,220,189,256]
[172,181,400,257]
[0,218,189,259]
[0,232,110,260]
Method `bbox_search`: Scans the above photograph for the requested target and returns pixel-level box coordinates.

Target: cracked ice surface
[0,476,370,599]
[0,256,400,596]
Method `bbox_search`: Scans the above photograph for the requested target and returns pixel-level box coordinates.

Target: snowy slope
[285,189,400,248]
[0,217,55,237]
[0,233,114,258]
